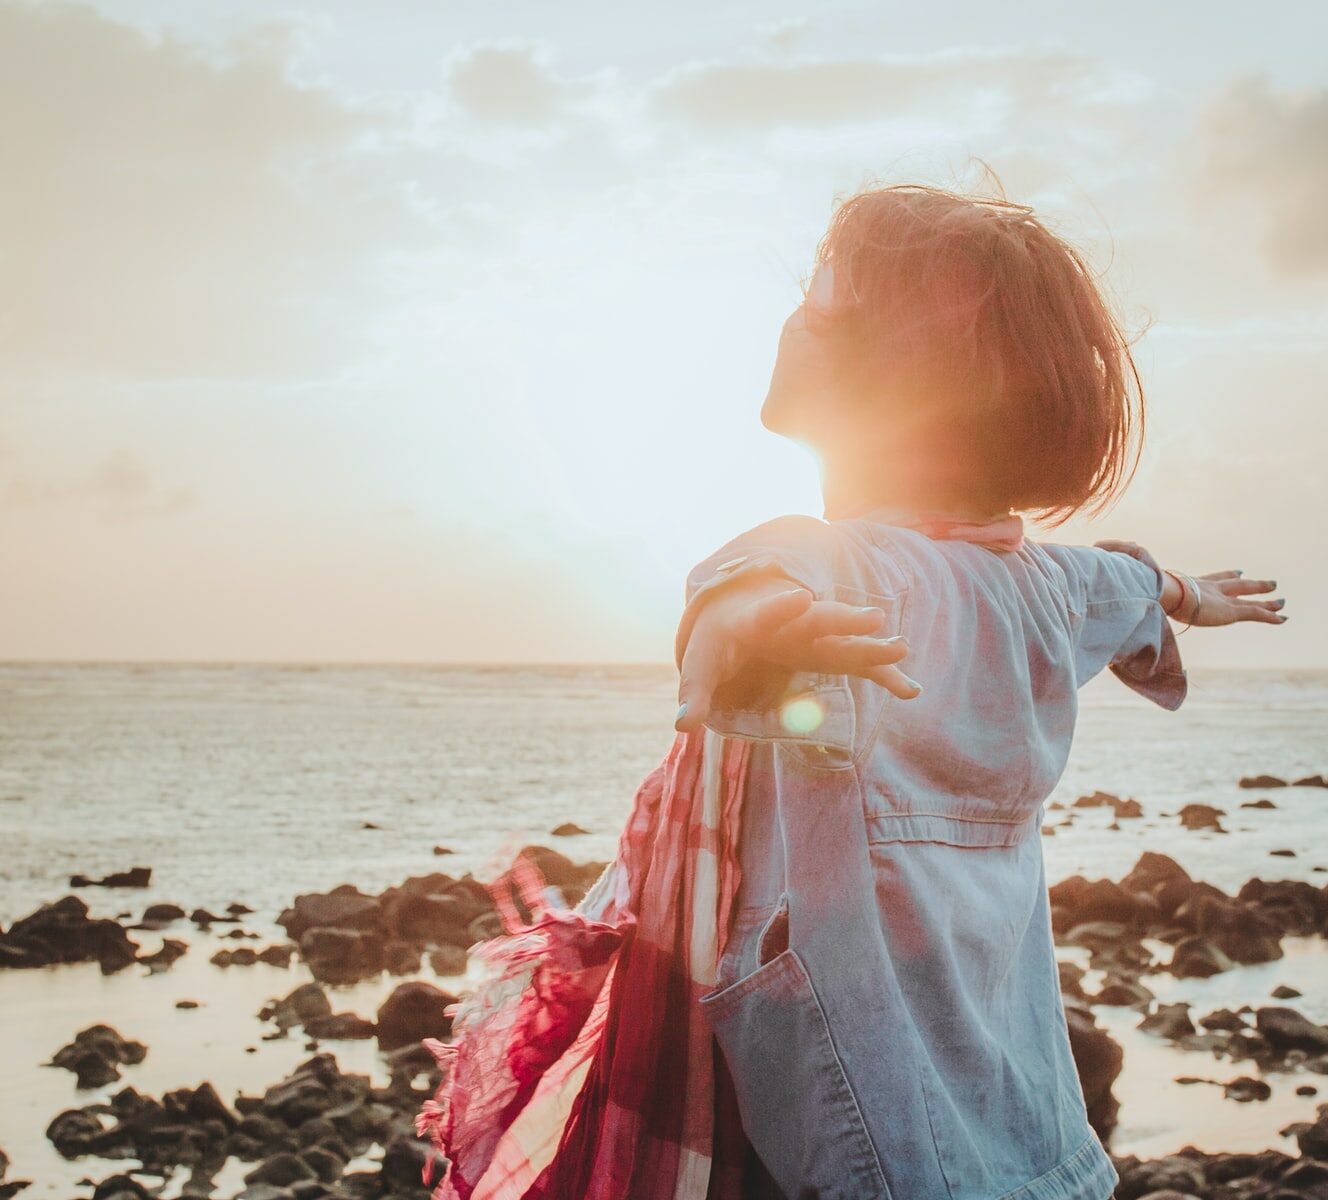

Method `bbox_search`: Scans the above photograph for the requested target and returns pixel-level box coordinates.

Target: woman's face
[760,262,849,445]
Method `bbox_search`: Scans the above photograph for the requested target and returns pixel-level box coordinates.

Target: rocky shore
[3,776,1328,1199]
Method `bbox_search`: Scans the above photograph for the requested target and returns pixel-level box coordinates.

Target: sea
[1,663,1326,1194]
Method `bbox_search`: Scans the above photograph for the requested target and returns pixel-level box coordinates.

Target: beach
[2,662,1327,1198]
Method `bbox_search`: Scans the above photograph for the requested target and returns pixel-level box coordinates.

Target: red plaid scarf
[416,727,754,1199]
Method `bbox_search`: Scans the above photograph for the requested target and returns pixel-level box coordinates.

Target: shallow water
[1,663,1326,1189]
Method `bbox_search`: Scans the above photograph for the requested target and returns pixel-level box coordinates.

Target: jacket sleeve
[674,515,856,756]
[1042,540,1188,710]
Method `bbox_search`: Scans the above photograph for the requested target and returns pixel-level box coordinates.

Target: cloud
[0,2,425,381]
[447,44,588,125]
[1192,76,1328,278]
[2,449,196,518]
[650,48,1141,131]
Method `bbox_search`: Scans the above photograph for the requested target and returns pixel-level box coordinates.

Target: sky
[2,0,1324,666]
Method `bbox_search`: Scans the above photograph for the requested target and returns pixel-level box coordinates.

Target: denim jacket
[675,509,1186,1200]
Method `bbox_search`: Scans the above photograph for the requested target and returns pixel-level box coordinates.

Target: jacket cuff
[1104,543,1189,711]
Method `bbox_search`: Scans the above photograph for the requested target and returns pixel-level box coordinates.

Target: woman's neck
[819,456,984,522]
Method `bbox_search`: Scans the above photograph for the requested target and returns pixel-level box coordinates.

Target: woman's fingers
[730,587,815,641]
[784,633,909,674]
[865,662,924,699]
[755,598,888,644]
[1220,577,1277,596]
[675,631,732,731]
[1234,597,1287,624]
[761,633,919,696]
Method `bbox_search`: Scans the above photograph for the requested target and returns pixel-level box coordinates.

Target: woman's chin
[759,389,796,435]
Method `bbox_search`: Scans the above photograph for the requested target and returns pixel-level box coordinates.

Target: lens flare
[779,695,824,735]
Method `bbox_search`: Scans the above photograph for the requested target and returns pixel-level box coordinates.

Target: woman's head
[762,180,1146,527]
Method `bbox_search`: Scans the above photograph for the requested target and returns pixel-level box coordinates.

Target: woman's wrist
[1161,569,1201,626]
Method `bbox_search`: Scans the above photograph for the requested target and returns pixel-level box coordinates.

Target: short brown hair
[803,177,1146,527]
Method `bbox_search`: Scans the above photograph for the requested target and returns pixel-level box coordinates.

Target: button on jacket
[675,509,1186,1200]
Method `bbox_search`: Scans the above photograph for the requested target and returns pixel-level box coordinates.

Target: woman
[671,181,1286,1199]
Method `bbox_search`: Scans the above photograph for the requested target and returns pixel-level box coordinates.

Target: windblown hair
[803,175,1146,527]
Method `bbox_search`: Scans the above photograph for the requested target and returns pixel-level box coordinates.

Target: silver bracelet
[1175,572,1201,634]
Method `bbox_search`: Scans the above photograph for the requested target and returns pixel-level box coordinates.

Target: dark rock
[1239,879,1328,936]
[498,845,599,912]
[381,1134,446,1191]
[140,904,186,928]
[175,999,200,1010]
[1270,848,1297,857]
[260,983,332,1032]
[1113,1155,1207,1198]
[1222,1075,1271,1102]
[50,1025,148,1089]
[1064,1003,1123,1141]
[1295,1109,1328,1159]
[298,927,385,984]
[0,896,139,973]
[1120,850,1192,888]
[1293,774,1328,788]
[233,1178,296,1200]
[376,981,456,1051]
[1173,894,1283,964]
[304,1014,375,1041]
[260,1057,346,1127]
[1272,984,1303,999]
[384,941,422,976]
[91,1175,149,1200]
[1198,1008,1249,1033]
[432,845,455,855]
[1257,1006,1328,1053]
[468,910,504,944]
[297,1145,344,1184]
[258,944,296,968]
[1177,803,1225,832]
[1240,775,1289,788]
[1056,878,1147,928]
[190,909,224,927]
[1139,1003,1196,1040]
[428,945,468,977]
[243,1153,315,1187]
[70,867,152,889]
[1058,961,1087,1001]
[551,821,590,836]
[382,892,477,947]
[277,889,384,942]
[1168,935,1236,979]
[211,947,258,968]
[1092,977,1153,1007]
[1241,798,1278,809]
[141,939,188,973]
[1072,791,1144,819]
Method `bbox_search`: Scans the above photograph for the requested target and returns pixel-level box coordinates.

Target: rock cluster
[1111,1104,1328,1197]
[49,1025,148,1089]
[0,896,139,973]
[276,847,605,984]
[48,1051,444,1199]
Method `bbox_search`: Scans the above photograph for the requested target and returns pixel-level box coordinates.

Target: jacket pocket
[698,915,892,1200]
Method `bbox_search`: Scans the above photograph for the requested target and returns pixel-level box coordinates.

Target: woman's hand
[1184,569,1287,627]
[675,575,919,733]
[1094,539,1287,628]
